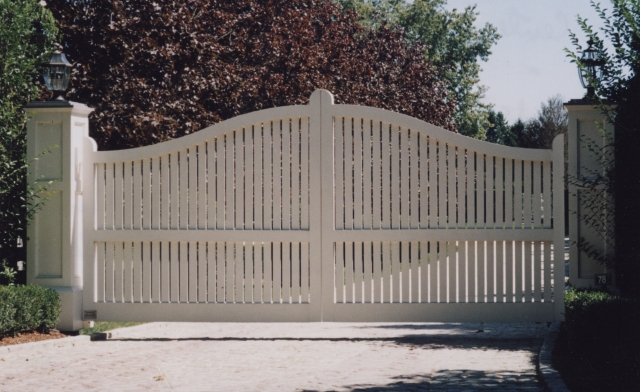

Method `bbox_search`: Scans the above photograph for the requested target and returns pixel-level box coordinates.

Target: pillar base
[50,286,83,332]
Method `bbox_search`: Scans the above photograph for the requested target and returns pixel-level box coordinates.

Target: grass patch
[553,287,640,391]
[79,321,144,335]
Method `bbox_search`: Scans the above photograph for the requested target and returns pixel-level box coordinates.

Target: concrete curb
[92,322,171,341]
[0,334,91,356]
[538,321,570,392]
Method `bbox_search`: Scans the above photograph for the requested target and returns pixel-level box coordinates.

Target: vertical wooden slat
[354,119,364,230]
[133,242,142,303]
[198,145,207,230]
[411,242,420,303]
[391,242,400,303]
[124,162,132,230]
[448,241,456,303]
[344,118,354,230]
[534,241,542,302]
[420,242,428,303]
[410,133,420,229]
[400,128,410,229]
[207,242,215,303]
[178,242,188,302]
[179,150,189,229]
[533,162,542,228]
[420,134,428,228]
[354,242,363,303]
[264,125,273,229]
[272,242,281,303]
[428,137,437,229]
[514,160,523,228]
[382,242,391,303]
[170,152,179,230]
[524,241,533,302]
[291,242,300,303]
[373,242,382,303]
[124,243,133,303]
[543,161,552,228]
[429,241,438,302]
[391,126,400,229]
[187,242,197,302]
[216,242,225,303]
[505,241,514,303]
[235,130,245,229]
[401,242,410,303]
[335,243,344,303]
[476,154,485,229]
[198,242,207,303]
[152,241,161,303]
[468,241,476,303]
[457,241,465,303]
[253,243,262,303]
[207,142,216,229]
[282,242,291,303]
[263,242,272,303]
[216,139,225,229]
[486,155,495,229]
[495,157,504,228]
[161,156,170,229]
[105,243,114,302]
[152,158,161,230]
[235,242,244,303]
[496,241,504,303]
[224,242,234,303]
[524,161,533,229]
[335,118,345,231]
[439,241,448,302]
[244,243,253,303]
[225,135,235,229]
[161,241,170,303]
[477,241,486,302]
[97,164,106,230]
[142,242,151,303]
[515,241,524,302]
[272,122,282,230]
[142,159,152,230]
[291,121,300,230]
[105,163,115,230]
[282,121,292,230]
[372,122,382,229]
[170,242,179,303]
[300,118,310,230]
[486,241,495,303]
[301,242,309,303]
[381,124,391,229]
[505,159,513,229]
[543,241,552,301]
[447,145,456,229]
[459,150,468,228]
[345,242,354,303]
[254,128,264,230]
[363,122,373,230]
[364,242,372,303]
[438,142,447,229]
[115,162,123,230]
[113,242,123,303]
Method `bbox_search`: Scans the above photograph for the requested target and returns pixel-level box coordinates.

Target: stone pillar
[565,99,615,289]
[24,100,93,331]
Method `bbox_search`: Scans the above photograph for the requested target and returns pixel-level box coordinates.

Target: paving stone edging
[538,321,570,392]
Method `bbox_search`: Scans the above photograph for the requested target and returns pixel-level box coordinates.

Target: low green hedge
[559,287,640,390]
[0,285,60,337]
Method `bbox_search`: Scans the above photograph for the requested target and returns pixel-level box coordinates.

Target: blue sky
[443,0,606,123]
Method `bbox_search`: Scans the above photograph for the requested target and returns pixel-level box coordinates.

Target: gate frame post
[564,100,615,290]
[553,134,566,321]
[24,100,93,332]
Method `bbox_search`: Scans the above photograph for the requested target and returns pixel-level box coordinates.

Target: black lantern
[43,43,72,100]
[578,39,605,98]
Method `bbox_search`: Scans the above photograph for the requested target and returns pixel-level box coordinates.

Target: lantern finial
[43,43,72,100]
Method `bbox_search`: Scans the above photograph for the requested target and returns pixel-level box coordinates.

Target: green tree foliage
[0,0,58,284]
[336,0,500,139]
[568,0,640,299]
[48,0,456,150]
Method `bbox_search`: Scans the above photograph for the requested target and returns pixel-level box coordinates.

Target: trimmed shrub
[0,285,60,337]
[560,287,640,390]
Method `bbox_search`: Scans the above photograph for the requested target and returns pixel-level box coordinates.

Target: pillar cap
[23,100,94,115]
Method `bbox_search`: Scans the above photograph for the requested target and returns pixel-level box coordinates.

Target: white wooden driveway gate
[81,90,565,322]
